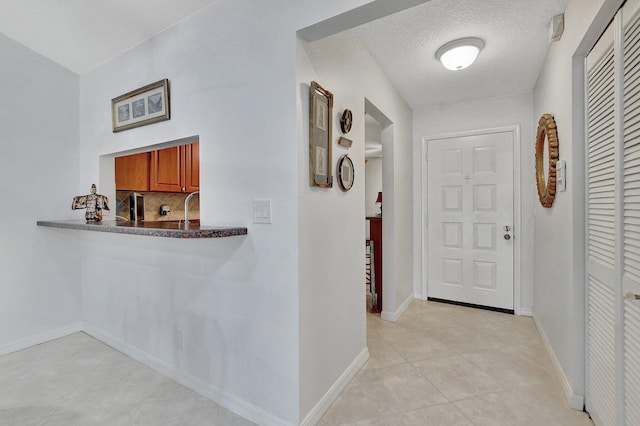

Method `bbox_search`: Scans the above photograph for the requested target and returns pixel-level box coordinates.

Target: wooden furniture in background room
[367,216,382,313]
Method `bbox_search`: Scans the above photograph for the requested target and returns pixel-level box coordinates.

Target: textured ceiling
[0,0,568,109]
[351,0,569,110]
[0,0,218,74]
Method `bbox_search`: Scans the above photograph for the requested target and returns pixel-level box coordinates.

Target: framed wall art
[337,154,354,191]
[340,109,353,134]
[309,81,333,187]
[338,137,353,148]
[112,79,170,132]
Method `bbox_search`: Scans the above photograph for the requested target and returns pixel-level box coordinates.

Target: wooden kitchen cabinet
[149,143,199,193]
[116,143,199,193]
[115,152,150,191]
[184,142,199,192]
[150,145,183,192]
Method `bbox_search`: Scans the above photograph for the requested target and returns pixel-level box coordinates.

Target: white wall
[0,33,81,353]
[533,0,620,406]
[297,30,414,419]
[365,158,383,217]
[77,1,415,419]
[0,0,432,423]
[413,93,535,309]
[78,0,300,424]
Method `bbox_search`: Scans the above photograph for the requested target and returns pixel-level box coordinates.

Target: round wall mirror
[337,154,354,191]
[535,113,559,208]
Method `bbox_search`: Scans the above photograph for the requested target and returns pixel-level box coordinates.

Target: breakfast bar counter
[36,220,247,239]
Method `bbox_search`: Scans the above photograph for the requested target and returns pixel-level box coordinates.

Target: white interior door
[426,130,514,311]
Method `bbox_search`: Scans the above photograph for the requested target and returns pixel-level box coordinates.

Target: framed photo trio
[112,79,170,132]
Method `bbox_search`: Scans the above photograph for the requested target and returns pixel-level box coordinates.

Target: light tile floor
[0,333,254,425]
[1,301,595,426]
[320,300,594,426]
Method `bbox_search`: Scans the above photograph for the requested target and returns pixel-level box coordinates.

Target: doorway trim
[419,125,523,315]
[365,98,401,318]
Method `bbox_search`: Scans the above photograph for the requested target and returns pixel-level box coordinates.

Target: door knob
[503,225,512,240]
[626,292,640,300]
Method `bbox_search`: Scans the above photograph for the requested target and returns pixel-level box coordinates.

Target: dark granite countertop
[36,220,247,239]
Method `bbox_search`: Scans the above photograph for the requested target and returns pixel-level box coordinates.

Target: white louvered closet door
[586,1,640,424]
[622,2,640,424]
[586,19,618,426]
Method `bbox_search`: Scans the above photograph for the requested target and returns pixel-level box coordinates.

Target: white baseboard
[83,325,294,426]
[570,393,585,411]
[300,347,369,426]
[532,312,584,411]
[0,323,83,357]
[414,291,425,300]
[519,307,533,317]
[381,294,414,322]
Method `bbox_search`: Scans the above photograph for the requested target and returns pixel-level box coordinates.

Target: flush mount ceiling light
[435,37,485,71]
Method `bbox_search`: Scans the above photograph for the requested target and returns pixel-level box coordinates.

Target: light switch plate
[253,199,272,224]
[557,160,566,192]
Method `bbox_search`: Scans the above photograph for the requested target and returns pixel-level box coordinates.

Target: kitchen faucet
[184,191,199,229]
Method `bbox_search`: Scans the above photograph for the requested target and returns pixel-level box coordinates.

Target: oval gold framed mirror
[536,113,559,208]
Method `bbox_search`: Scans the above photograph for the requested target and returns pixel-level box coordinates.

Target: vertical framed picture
[309,81,333,187]
[112,79,170,132]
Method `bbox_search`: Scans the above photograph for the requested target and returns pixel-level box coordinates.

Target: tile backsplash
[116,191,200,222]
